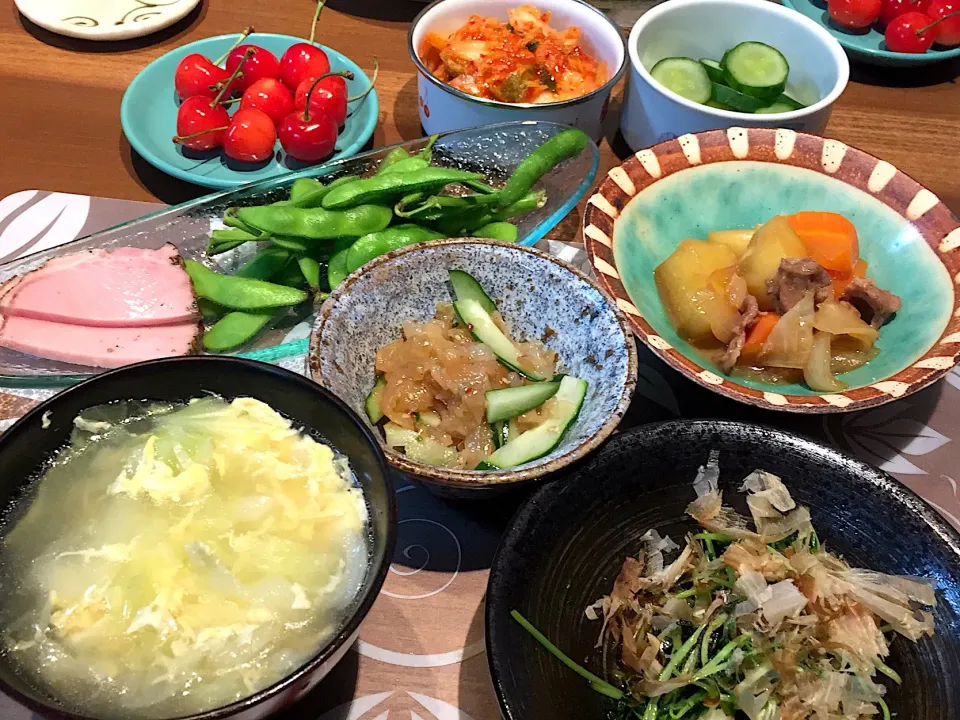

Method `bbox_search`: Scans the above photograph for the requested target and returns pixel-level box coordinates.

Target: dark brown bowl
[0,357,396,720]
[487,420,960,719]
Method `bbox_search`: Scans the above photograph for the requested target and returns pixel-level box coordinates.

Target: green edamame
[379,157,430,175]
[345,224,445,274]
[236,204,392,239]
[377,146,412,173]
[472,221,518,242]
[327,248,350,290]
[197,298,226,319]
[290,174,361,208]
[269,236,313,252]
[497,128,588,209]
[185,260,308,310]
[434,190,545,235]
[289,178,324,205]
[223,208,265,237]
[208,227,258,255]
[203,311,274,352]
[297,256,321,289]
[322,168,483,210]
[236,246,292,281]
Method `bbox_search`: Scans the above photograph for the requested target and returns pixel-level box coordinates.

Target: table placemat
[0,190,958,720]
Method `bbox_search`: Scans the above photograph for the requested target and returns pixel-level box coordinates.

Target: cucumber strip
[476,376,587,470]
[755,102,798,114]
[417,411,441,427]
[491,421,505,449]
[448,269,496,313]
[699,58,725,84]
[721,42,789,101]
[775,91,805,109]
[365,375,386,424]
[485,382,561,423]
[650,57,712,104]
[711,83,766,112]
[453,298,549,382]
[384,422,420,448]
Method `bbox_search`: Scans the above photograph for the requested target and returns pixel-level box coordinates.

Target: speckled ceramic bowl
[309,239,638,494]
[583,127,960,414]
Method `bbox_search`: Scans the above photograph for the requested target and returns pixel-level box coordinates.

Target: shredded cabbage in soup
[0,397,368,719]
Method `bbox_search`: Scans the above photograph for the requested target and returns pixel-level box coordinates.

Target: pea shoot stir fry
[514,454,938,720]
[186,128,588,352]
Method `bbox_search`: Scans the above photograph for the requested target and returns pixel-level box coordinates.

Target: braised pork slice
[840,277,901,328]
[767,258,832,314]
[719,295,760,374]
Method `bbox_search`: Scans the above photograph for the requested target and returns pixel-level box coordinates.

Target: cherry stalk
[214,26,254,66]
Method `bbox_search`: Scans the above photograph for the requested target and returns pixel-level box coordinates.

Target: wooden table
[1,0,958,213]
[0,4,959,720]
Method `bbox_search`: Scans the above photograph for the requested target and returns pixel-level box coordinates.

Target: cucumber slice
[384,422,420,448]
[704,99,734,111]
[448,269,496,313]
[476,376,587,470]
[775,91,805,110]
[650,57,712,104]
[711,83,765,113]
[416,411,442,427]
[485,382,561,423]
[453,298,549,381]
[491,421,506,449]
[365,375,386,424]
[721,42,789,101]
[699,58,725,84]
[755,102,798,114]
[383,422,459,467]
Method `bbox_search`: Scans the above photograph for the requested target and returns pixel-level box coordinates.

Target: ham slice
[0,244,202,368]
[0,245,197,327]
[0,315,200,369]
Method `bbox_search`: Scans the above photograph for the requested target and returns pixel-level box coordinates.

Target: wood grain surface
[0,0,957,215]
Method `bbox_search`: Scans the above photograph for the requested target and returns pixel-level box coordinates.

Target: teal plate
[782,0,960,67]
[583,127,960,413]
[120,33,379,189]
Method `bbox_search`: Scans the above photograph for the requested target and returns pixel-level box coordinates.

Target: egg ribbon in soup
[0,396,368,719]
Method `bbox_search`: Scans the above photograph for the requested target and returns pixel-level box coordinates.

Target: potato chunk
[707,228,754,258]
[655,239,738,341]
[737,216,808,311]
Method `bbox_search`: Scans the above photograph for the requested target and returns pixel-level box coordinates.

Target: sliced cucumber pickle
[721,41,789,101]
[650,57,712,104]
[699,58,725,84]
[711,83,766,112]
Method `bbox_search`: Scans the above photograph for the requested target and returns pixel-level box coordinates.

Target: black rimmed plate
[486,420,960,720]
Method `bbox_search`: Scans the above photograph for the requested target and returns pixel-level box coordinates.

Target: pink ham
[0,315,200,369]
[0,244,197,327]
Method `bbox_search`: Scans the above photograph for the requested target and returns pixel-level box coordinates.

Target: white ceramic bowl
[408,0,627,141]
[620,0,850,151]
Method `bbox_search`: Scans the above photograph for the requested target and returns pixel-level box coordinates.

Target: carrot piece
[740,312,779,362]
[829,258,868,298]
[787,211,860,273]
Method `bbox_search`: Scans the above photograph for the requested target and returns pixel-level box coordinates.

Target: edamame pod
[236,247,292,280]
[236,204,393,239]
[377,146,412,173]
[203,311,274,352]
[327,249,350,290]
[472,221,518,242]
[290,174,361,208]
[289,178,324,205]
[497,128,588,208]
[185,260,309,310]
[379,157,430,175]
[297,256,321,289]
[208,227,257,255]
[345,224,445,274]
[321,168,483,210]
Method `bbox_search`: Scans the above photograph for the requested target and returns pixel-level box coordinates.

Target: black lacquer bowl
[0,357,396,720]
[486,420,960,720]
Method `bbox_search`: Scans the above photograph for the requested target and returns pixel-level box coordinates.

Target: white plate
[15,0,201,41]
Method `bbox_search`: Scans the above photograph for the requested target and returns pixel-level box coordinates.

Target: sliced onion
[701,289,742,344]
[804,332,848,392]
[814,299,879,349]
[759,292,815,369]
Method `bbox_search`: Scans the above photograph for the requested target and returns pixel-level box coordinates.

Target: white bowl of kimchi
[408,0,628,141]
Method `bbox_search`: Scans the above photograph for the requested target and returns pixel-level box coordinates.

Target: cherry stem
[347,57,379,103]
[916,9,960,35]
[172,126,230,144]
[214,26,254,66]
[210,48,254,108]
[221,97,242,106]
[308,0,326,45]
[301,70,355,121]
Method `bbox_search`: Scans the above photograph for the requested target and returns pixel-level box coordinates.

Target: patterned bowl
[309,238,638,494]
[583,127,960,413]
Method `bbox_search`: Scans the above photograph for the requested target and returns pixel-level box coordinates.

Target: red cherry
[223,109,277,162]
[828,0,882,28]
[878,0,920,24]
[239,78,295,126]
[173,96,230,151]
[174,53,230,100]
[295,75,347,126]
[279,43,331,92]
[927,1,960,44]
[225,45,280,93]
[885,10,939,50]
[278,105,338,162]
[916,0,935,11]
